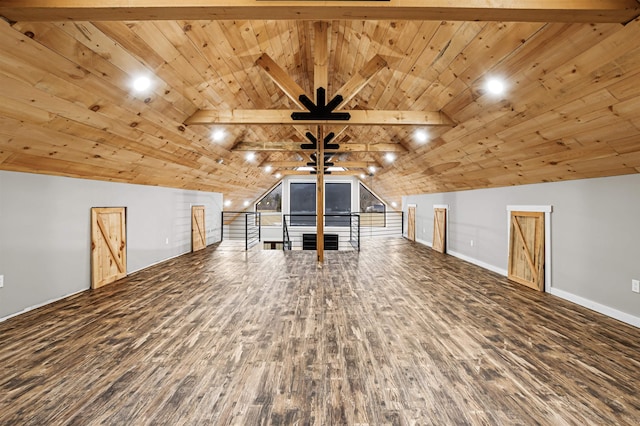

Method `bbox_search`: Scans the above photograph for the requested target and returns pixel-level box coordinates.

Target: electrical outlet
[632,279,640,293]
[470,239,474,247]
[0,275,4,288]
[165,237,169,245]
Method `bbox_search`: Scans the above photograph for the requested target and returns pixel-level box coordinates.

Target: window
[360,184,385,213]
[256,183,282,226]
[325,183,351,226]
[290,182,316,226]
[256,183,282,212]
[360,184,385,226]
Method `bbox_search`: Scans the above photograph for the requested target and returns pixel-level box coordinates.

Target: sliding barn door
[407,206,416,241]
[432,208,446,253]
[508,211,545,291]
[91,207,127,289]
[192,205,206,252]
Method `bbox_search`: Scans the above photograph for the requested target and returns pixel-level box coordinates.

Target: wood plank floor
[1,238,640,425]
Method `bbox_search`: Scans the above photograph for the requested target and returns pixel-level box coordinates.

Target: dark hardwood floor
[1,239,639,425]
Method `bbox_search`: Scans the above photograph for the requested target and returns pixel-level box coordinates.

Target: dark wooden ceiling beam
[1,1,638,23]
[185,109,455,126]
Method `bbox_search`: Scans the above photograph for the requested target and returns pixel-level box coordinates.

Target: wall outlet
[632,279,640,293]
[0,275,4,288]
[165,237,169,245]
[470,239,474,247]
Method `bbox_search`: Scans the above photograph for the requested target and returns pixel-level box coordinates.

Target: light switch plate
[632,279,640,293]
[0,275,4,288]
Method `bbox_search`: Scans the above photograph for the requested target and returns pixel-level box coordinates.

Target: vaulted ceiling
[1,1,639,208]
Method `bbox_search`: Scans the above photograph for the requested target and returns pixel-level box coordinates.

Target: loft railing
[282,214,315,250]
[350,213,360,251]
[282,213,361,251]
[222,210,402,252]
[358,211,403,240]
[282,215,292,250]
[221,211,261,250]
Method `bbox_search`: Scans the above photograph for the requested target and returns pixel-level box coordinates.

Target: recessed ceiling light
[360,173,366,179]
[243,200,250,207]
[245,152,255,162]
[391,201,397,208]
[275,172,282,179]
[486,77,506,96]
[224,200,231,207]
[368,166,376,174]
[415,129,429,143]
[132,76,152,92]
[264,165,272,173]
[385,153,396,163]
[212,129,225,142]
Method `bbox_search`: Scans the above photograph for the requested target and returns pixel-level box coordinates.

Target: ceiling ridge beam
[2,1,638,23]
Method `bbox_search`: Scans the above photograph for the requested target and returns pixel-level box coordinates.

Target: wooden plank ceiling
[0,1,639,207]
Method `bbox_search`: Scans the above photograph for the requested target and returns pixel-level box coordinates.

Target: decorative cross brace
[291,88,351,121]
[308,153,334,168]
[302,131,339,175]
[300,131,339,150]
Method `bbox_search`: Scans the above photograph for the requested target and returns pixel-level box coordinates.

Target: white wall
[0,171,222,320]
[403,174,640,327]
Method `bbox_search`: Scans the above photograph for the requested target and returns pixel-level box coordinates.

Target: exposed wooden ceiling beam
[276,170,364,177]
[1,1,638,23]
[233,141,407,153]
[334,55,388,110]
[255,53,307,110]
[332,126,349,142]
[290,125,348,144]
[185,109,455,126]
[314,21,329,103]
[292,125,312,140]
[261,161,378,169]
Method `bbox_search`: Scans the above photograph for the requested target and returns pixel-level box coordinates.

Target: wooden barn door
[508,211,545,291]
[91,207,127,289]
[192,205,206,252]
[432,208,446,253]
[407,206,416,241]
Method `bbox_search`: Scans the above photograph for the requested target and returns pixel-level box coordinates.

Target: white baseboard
[0,245,214,323]
[0,288,87,323]
[447,250,509,277]
[416,237,431,247]
[412,238,640,328]
[127,250,189,274]
[547,287,640,328]
[413,238,508,276]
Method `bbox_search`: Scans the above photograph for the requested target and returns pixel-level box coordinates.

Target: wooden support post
[317,125,325,264]
[314,21,329,265]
